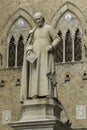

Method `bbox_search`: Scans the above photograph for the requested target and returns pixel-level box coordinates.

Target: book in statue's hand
[26,51,37,63]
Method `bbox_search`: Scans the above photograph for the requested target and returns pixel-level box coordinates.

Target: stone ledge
[8,119,73,130]
[23,98,62,106]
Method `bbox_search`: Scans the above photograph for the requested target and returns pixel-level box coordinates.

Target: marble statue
[20,12,60,103]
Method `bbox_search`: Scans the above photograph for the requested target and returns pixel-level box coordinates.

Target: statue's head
[33,12,45,27]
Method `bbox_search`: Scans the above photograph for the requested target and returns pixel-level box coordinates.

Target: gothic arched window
[65,30,72,62]
[54,31,63,62]
[17,35,24,66]
[8,36,16,67]
[74,28,82,61]
[55,11,82,63]
[7,17,31,68]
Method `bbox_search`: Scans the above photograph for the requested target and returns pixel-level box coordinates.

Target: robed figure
[20,12,60,103]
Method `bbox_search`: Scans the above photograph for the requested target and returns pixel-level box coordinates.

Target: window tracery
[7,17,31,68]
[55,11,82,64]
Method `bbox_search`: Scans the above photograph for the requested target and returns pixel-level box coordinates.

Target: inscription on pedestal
[2,109,11,124]
[76,105,86,119]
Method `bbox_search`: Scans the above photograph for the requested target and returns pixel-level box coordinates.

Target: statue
[20,12,60,103]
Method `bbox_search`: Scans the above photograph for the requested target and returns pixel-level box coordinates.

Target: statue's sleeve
[48,26,60,48]
[26,30,34,52]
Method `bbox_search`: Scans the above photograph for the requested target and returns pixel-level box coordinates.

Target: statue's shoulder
[44,24,55,35]
[44,24,54,30]
[26,27,36,45]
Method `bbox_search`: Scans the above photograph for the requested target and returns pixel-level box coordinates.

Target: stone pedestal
[20,98,62,121]
[8,98,72,130]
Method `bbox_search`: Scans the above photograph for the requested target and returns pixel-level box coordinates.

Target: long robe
[20,24,60,103]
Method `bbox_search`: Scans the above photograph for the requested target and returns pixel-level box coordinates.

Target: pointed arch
[2,8,35,39]
[2,8,35,67]
[51,2,86,32]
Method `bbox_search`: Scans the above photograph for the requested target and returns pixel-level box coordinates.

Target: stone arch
[2,8,35,68]
[51,2,86,32]
[2,8,35,40]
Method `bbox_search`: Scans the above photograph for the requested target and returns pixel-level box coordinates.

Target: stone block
[20,98,62,121]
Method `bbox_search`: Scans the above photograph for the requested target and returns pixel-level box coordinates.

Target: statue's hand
[26,50,32,56]
[47,45,54,53]
[26,45,33,55]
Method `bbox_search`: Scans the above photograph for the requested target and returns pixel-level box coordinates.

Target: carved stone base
[20,98,62,121]
[8,98,72,130]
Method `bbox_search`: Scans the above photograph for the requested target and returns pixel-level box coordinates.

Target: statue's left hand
[47,45,54,53]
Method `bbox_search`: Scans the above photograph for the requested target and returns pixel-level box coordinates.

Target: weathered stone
[0,1,87,130]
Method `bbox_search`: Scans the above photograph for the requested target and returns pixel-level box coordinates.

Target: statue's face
[34,14,44,27]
